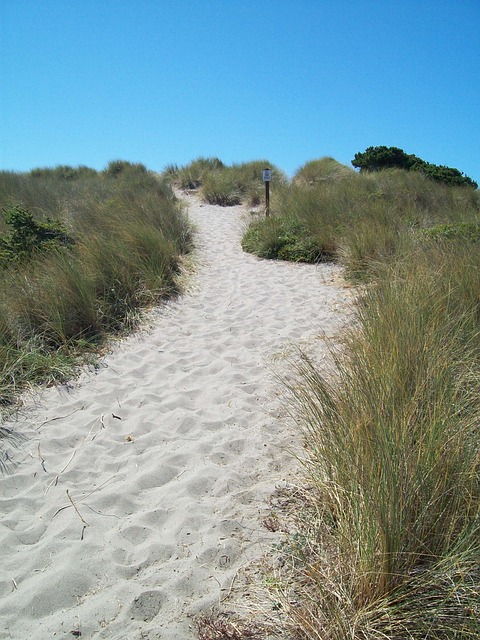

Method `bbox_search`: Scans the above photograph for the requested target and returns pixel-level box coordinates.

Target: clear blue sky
[1,0,479,180]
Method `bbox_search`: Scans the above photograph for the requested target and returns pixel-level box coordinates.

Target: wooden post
[262,168,271,217]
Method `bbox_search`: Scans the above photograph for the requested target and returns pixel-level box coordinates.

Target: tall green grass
[277,237,480,638]
[242,166,479,276]
[164,158,286,207]
[0,165,192,405]
[163,156,225,190]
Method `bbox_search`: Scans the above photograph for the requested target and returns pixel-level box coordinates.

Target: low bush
[242,214,334,262]
[420,221,480,242]
[352,145,478,189]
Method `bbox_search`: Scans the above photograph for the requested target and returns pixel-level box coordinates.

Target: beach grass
[237,156,480,638]
[0,163,192,405]
[2,155,479,638]
[163,158,286,207]
[292,156,355,186]
[266,176,480,637]
[242,165,479,280]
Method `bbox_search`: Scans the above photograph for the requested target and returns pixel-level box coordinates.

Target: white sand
[0,193,352,639]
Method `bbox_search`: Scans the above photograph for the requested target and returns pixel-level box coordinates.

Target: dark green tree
[352,146,417,172]
[419,163,478,188]
[352,146,477,189]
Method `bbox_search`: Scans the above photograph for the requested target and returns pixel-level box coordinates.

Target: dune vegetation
[163,152,479,637]
[278,237,480,639]
[1,150,479,638]
[0,162,191,405]
[238,156,480,638]
[241,160,479,278]
[164,156,286,207]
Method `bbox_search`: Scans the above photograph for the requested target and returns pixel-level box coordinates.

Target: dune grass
[164,157,286,207]
[163,156,225,191]
[292,156,355,186]
[0,164,192,406]
[2,155,479,638]
[242,166,479,279]
[265,170,480,637]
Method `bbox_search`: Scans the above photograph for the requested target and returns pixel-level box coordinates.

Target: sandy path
[0,193,352,639]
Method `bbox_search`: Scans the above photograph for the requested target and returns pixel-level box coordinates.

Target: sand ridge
[0,192,352,639]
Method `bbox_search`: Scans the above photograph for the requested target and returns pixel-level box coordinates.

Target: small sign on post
[262,168,271,217]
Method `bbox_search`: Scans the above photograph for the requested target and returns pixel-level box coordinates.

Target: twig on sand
[37,444,47,472]
[66,489,89,526]
[91,415,105,441]
[60,448,77,475]
[44,474,59,495]
[84,504,122,519]
[36,406,85,430]
[44,448,76,495]
[44,416,105,495]
[221,570,239,602]
[51,474,117,522]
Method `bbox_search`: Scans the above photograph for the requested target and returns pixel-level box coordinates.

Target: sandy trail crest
[0,193,352,639]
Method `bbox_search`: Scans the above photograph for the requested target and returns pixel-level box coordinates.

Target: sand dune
[0,192,352,639]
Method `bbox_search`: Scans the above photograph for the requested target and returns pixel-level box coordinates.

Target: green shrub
[242,214,334,262]
[0,206,74,267]
[421,221,480,242]
[241,217,289,260]
[419,162,478,188]
[352,145,478,189]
